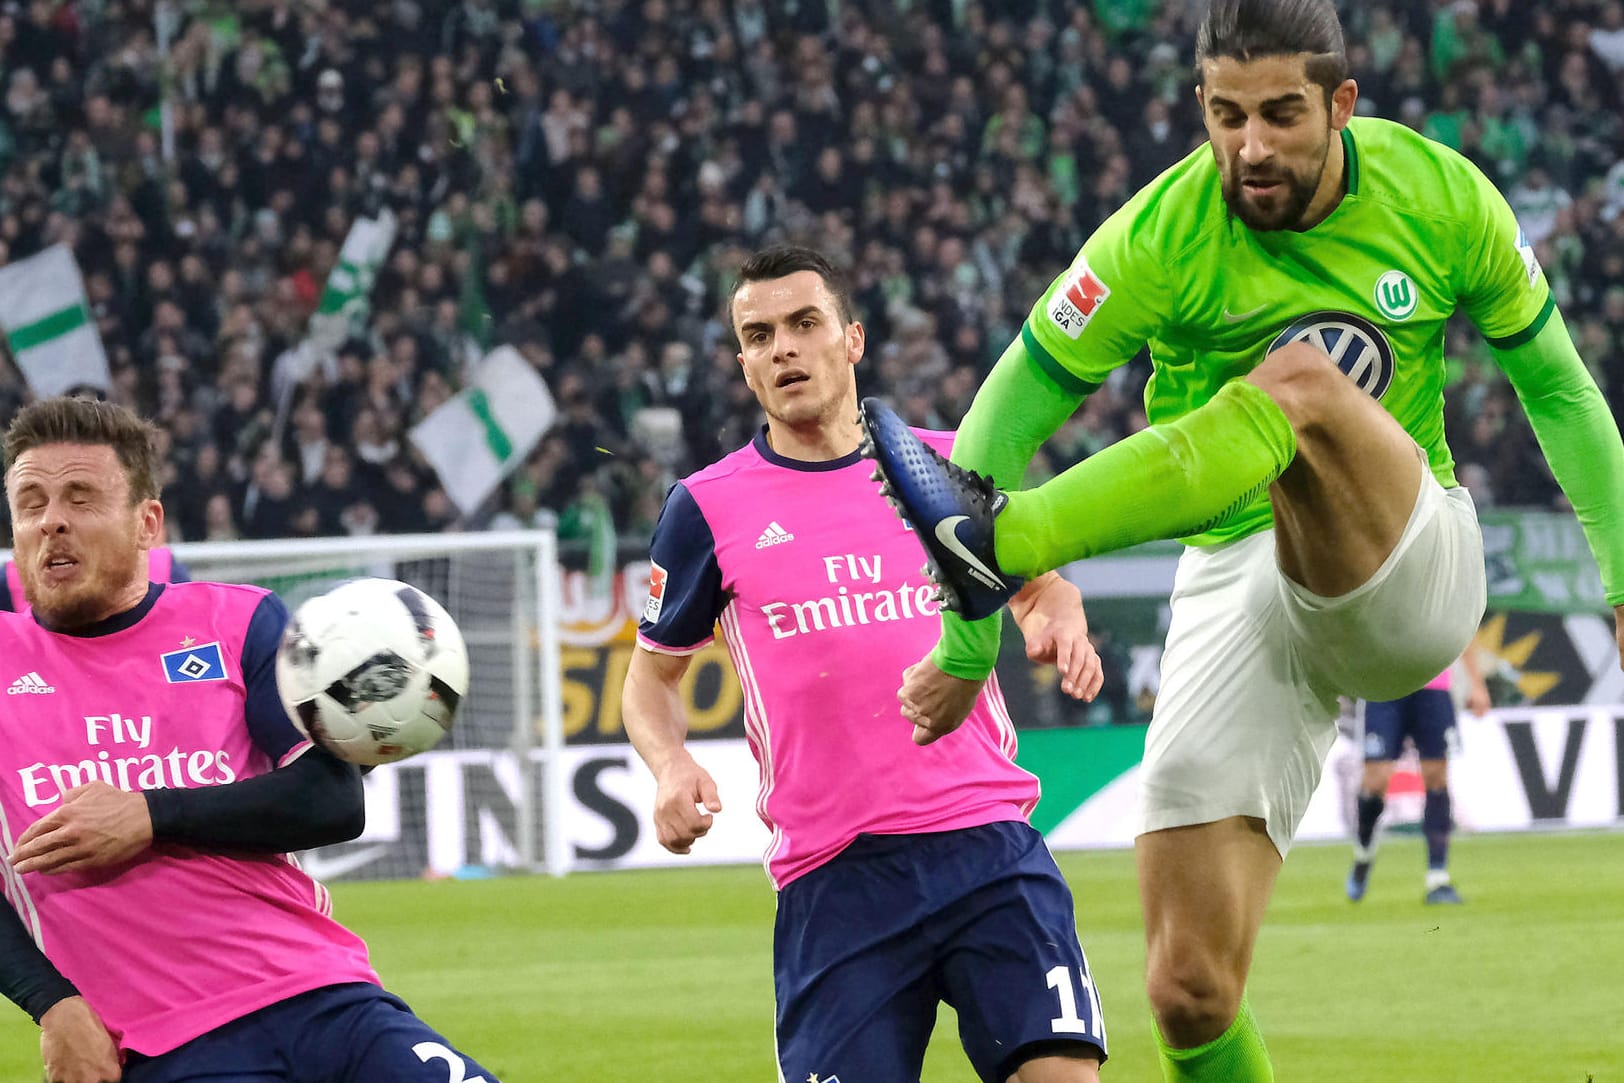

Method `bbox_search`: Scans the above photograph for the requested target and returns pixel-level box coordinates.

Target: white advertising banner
[301,706,1624,880]
[301,741,771,882]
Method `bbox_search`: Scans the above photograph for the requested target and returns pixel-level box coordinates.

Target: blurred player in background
[1347,650,1491,905]
[858,1,1624,1080]
[0,396,497,1082]
[623,246,1108,1083]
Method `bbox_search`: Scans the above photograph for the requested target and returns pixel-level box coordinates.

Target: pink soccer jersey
[1424,668,1452,691]
[0,582,378,1055]
[639,428,1040,888]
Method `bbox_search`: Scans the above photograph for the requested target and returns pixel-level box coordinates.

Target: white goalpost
[15,530,570,880]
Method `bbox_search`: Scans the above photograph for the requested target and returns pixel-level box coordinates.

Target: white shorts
[1138,475,1484,856]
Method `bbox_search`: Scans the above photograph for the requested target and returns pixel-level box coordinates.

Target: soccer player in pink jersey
[623,246,1109,1083]
[0,397,497,1083]
[1346,650,1491,906]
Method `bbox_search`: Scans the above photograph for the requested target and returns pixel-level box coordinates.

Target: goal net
[169,530,565,881]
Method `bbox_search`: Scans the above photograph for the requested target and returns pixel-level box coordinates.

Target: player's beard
[1221,136,1329,232]
[24,541,144,631]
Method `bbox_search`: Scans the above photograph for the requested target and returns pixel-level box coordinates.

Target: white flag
[308,210,397,351]
[409,346,557,517]
[0,245,111,396]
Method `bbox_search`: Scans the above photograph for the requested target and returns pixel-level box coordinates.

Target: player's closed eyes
[1213,110,1302,129]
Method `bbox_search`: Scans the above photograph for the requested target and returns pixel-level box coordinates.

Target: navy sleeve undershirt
[0,906,78,1023]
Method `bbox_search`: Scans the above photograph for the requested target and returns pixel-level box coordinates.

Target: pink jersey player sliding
[0,397,497,1083]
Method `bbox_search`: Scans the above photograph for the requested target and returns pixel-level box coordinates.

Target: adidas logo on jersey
[7,671,54,695]
[755,521,796,549]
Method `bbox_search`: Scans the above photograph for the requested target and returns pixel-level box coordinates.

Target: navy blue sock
[1423,788,1452,870]
[1355,790,1385,852]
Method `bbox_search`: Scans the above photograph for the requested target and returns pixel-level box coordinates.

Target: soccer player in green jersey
[859,1,1624,1080]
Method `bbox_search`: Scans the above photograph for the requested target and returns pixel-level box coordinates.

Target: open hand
[12,783,152,876]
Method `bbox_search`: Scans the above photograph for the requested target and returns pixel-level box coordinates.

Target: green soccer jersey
[1023,116,1553,547]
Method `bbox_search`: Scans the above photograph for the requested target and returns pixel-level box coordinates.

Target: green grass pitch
[3,831,1621,1081]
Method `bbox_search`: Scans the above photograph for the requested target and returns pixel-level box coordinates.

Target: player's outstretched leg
[858,377,1297,616]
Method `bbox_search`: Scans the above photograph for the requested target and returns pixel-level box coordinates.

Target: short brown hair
[3,396,162,502]
[727,244,854,330]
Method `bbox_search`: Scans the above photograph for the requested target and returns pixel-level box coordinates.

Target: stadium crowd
[0,0,1622,546]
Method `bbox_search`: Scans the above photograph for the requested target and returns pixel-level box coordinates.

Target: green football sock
[1157,996,1274,1083]
[993,378,1298,577]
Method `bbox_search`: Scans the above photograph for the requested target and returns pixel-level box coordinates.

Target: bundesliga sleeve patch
[1515,229,1540,287]
[1045,258,1111,339]
[644,561,668,624]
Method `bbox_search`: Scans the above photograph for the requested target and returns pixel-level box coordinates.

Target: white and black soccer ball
[276,578,469,766]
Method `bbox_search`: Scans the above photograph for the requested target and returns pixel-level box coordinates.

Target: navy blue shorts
[774,820,1106,1083]
[1363,687,1456,761]
[122,983,500,1083]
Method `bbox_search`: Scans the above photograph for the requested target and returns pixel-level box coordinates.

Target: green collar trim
[1341,126,1359,196]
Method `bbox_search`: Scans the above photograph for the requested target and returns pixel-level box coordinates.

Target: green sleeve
[932,336,1087,679]
[1491,308,1624,606]
[932,199,1166,680]
[1457,153,1550,340]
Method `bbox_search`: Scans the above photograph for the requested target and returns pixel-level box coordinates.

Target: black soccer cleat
[1424,882,1463,905]
[1346,860,1371,902]
[857,396,1023,620]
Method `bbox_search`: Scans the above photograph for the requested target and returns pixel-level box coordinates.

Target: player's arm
[1009,572,1104,702]
[0,903,122,1081]
[1458,647,1491,717]
[931,335,1091,683]
[0,905,77,1023]
[933,221,1164,682]
[907,570,1110,745]
[1459,173,1624,665]
[11,594,365,875]
[622,481,728,853]
[1489,315,1624,658]
[623,646,720,854]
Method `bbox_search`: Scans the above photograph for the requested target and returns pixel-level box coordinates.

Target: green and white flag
[0,245,110,396]
[409,345,557,516]
[308,210,397,350]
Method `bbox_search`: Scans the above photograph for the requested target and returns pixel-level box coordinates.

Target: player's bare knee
[1145,954,1242,1046]
[1361,762,1395,793]
[1245,344,1348,437]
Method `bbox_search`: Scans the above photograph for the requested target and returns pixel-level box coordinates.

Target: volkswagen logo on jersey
[1268,310,1395,400]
